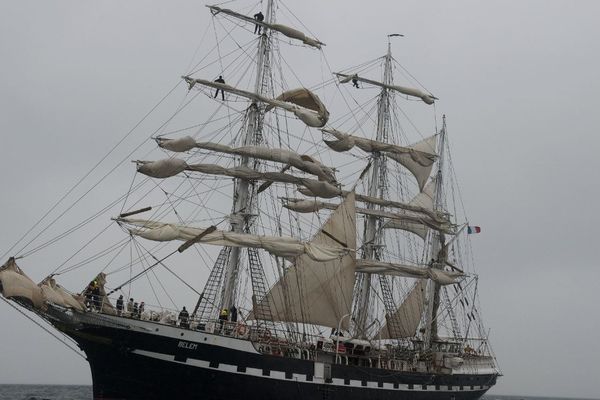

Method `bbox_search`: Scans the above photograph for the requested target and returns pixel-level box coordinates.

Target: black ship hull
[55,311,497,400]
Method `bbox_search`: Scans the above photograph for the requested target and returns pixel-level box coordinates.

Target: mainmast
[353,41,393,337]
[220,0,274,311]
[423,115,447,349]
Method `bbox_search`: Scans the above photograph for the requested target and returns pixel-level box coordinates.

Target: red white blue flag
[467,226,481,234]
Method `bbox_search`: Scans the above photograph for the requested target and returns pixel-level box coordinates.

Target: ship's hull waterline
[52,310,497,400]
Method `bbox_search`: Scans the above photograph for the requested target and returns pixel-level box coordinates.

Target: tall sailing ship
[0,2,500,399]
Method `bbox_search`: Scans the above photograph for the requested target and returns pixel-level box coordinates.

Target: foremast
[220,1,274,311]
[352,41,393,338]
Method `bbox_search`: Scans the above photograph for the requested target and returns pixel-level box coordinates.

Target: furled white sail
[382,178,436,239]
[136,159,188,179]
[136,158,341,198]
[282,198,454,234]
[356,260,462,285]
[322,128,437,191]
[39,277,85,311]
[0,258,44,309]
[182,77,329,127]
[379,280,426,339]
[207,6,324,49]
[252,192,356,329]
[156,139,336,183]
[121,218,349,262]
[335,73,437,105]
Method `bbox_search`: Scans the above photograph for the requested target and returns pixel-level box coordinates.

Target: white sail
[156,139,336,183]
[136,158,188,179]
[253,192,356,329]
[382,178,436,239]
[136,159,341,197]
[356,260,462,285]
[335,73,437,105]
[0,258,45,310]
[283,198,454,234]
[39,277,85,311]
[322,128,437,191]
[379,280,426,339]
[121,218,349,262]
[207,6,324,49]
[387,135,437,191]
[182,77,329,127]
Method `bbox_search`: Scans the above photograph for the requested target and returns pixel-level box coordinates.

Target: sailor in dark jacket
[179,306,190,328]
[116,295,124,316]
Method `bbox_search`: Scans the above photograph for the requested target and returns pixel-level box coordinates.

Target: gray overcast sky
[1,1,599,398]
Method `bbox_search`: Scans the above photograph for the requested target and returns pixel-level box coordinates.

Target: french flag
[467,226,481,234]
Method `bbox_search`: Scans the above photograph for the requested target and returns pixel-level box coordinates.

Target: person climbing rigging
[352,77,360,88]
[214,75,226,100]
[253,11,264,34]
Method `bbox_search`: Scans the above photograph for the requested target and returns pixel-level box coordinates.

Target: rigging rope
[0,296,87,361]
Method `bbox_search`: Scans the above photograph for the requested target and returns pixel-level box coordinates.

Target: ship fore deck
[46,305,497,400]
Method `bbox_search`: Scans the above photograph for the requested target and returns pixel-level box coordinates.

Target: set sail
[252,192,357,329]
[322,128,437,191]
[379,280,426,339]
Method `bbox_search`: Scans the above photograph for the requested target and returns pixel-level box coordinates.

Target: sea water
[0,385,91,400]
[0,387,596,400]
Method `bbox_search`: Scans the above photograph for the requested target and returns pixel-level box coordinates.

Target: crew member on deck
[253,11,264,34]
[133,302,139,318]
[116,295,124,316]
[219,308,229,330]
[91,281,101,311]
[214,76,226,100]
[230,305,238,322]
[127,298,134,316]
[179,306,190,329]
